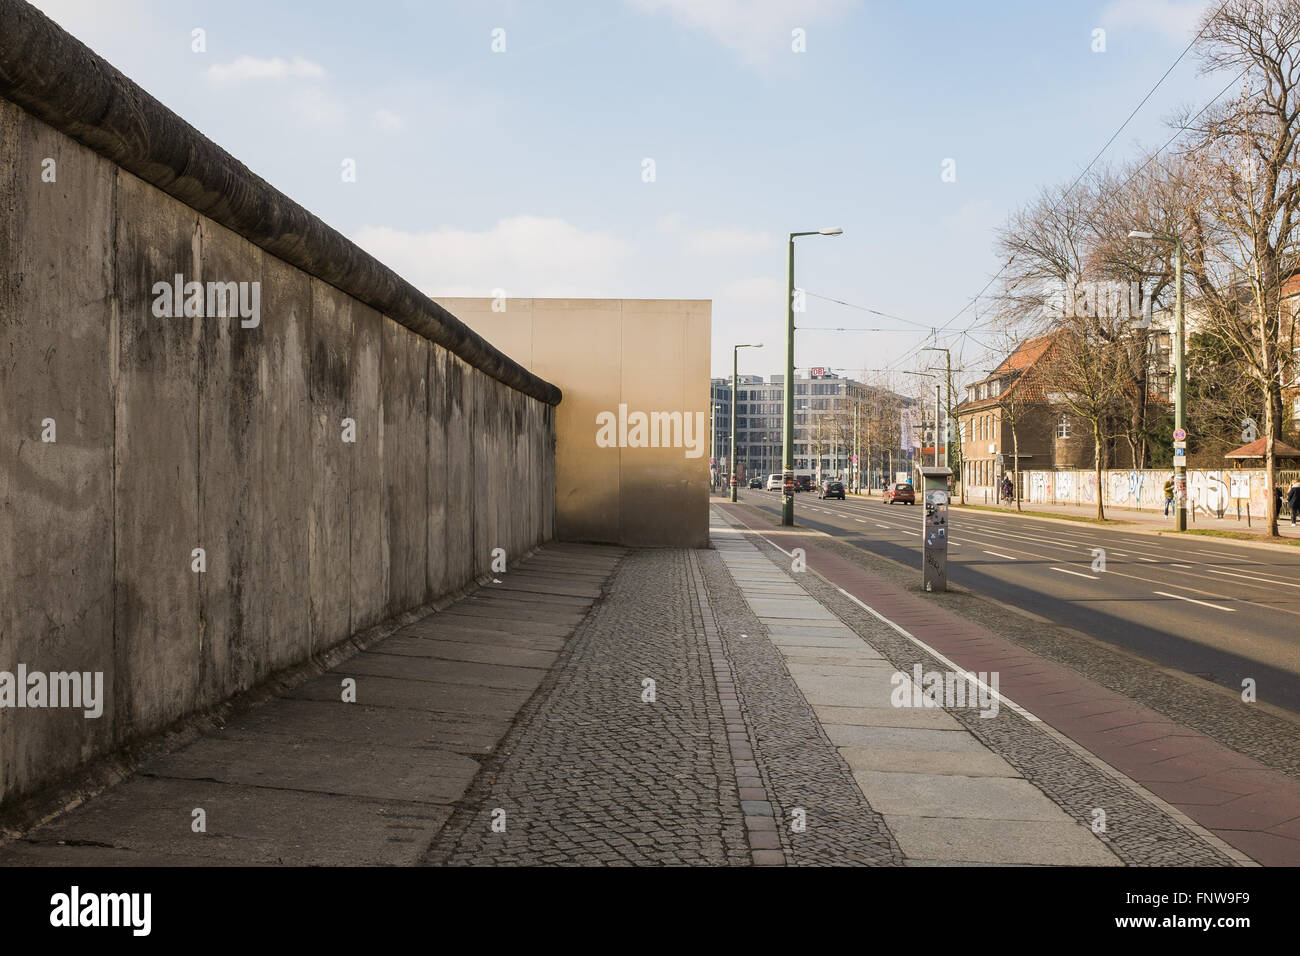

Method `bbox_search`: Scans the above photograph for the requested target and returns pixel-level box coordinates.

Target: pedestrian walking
[1288,479,1300,526]
[1276,483,1285,518]
[1163,476,1175,517]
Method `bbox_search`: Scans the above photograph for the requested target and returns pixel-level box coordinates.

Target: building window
[1056,415,1071,439]
[990,380,1000,396]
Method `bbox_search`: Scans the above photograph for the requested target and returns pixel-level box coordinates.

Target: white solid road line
[1051,567,1100,580]
[835,587,1040,722]
[1203,566,1300,590]
[1152,590,1236,612]
[983,550,1018,560]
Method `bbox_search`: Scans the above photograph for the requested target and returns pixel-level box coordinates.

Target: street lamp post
[923,345,955,477]
[1129,230,1186,531]
[731,343,763,502]
[782,227,843,526]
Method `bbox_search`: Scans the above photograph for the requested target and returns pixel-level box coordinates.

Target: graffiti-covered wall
[1015,468,1291,520]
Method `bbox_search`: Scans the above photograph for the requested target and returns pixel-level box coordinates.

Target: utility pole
[853,388,860,493]
[1174,239,1186,532]
[922,346,954,474]
[1128,231,1186,531]
[934,384,941,467]
[866,419,872,494]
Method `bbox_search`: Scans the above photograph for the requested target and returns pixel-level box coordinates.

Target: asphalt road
[727,488,1300,716]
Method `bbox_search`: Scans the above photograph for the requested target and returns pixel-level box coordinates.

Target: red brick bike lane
[715,501,1300,866]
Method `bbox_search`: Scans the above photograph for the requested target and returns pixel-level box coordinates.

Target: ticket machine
[919,466,952,593]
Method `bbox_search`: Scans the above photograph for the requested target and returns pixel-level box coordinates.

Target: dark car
[819,480,845,500]
[883,482,916,505]
[795,475,814,493]
[748,476,763,488]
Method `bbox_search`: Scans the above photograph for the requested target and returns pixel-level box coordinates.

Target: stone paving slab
[818,706,965,730]
[840,746,1019,777]
[396,622,569,649]
[6,777,452,866]
[0,543,625,867]
[219,698,507,755]
[884,815,1122,866]
[851,769,1071,822]
[142,735,480,804]
[344,651,548,691]
[288,673,531,716]
[825,724,987,751]
[371,635,557,669]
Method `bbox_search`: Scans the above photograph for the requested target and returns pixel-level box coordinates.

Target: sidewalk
[2,509,1286,866]
[0,544,623,865]
[717,499,1300,865]
[708,511,1120,865]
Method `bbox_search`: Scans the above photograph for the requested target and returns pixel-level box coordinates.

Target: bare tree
[1037,313,1127,519]
[1172,0,1300,536]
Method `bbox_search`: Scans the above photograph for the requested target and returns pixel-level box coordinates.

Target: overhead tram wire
[803,46,1249,388]
[926,0,1236,344]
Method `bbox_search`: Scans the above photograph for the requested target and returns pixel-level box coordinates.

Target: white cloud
[626,0,854,64]
[351,216,635,298]
[1100,0,1210,44]
[205,55,327,85]
[288,87,346,127]
[373,108,404,132]
[683,226,774,256]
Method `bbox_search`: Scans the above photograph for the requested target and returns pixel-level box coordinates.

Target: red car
[883,482,916,505]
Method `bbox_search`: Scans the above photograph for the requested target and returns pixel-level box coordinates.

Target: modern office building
[711,369,908,485]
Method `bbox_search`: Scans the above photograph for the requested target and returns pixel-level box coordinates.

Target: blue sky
[30,0,1224,390]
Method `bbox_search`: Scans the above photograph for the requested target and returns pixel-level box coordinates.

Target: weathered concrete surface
[0,544,622,866]
[0,98,557,811]
[0,97,117,795]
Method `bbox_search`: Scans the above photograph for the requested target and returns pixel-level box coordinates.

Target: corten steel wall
[0,3,558,808]
[439,298,711,548]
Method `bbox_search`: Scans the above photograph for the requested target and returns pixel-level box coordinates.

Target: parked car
[765,474,783,491]
[819,480,845,500]
[748,476,763,488]
[883,482,916,505]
